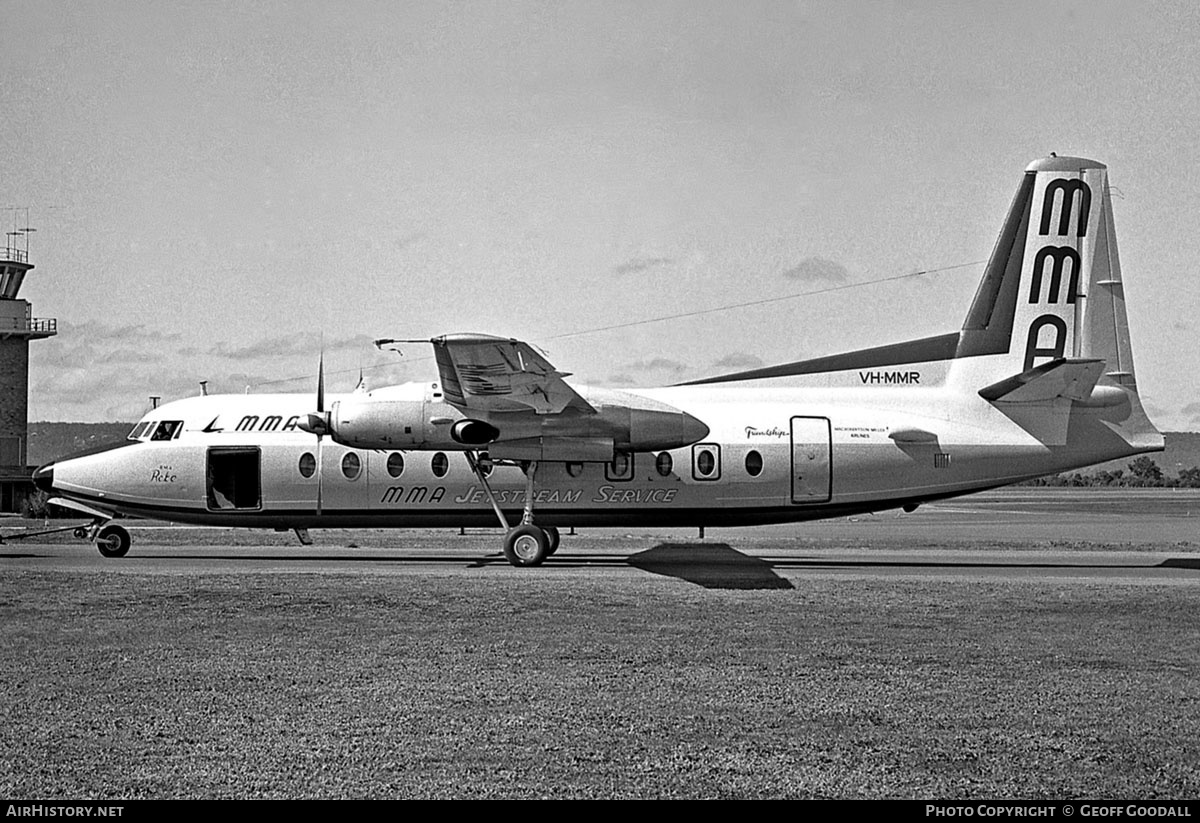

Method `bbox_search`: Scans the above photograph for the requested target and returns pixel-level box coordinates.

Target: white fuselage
[34,156,1167,553]
[42,373,1152,531]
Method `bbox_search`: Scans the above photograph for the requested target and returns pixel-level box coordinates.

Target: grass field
[2,563,1198,799]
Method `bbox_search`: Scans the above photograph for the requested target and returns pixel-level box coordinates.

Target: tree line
[1021,457,1200,488]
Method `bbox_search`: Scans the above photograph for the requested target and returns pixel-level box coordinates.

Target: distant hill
[25,423,1200,477]
[28,422,134,465]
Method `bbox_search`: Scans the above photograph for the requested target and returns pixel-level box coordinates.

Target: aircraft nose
[32,462,54,493]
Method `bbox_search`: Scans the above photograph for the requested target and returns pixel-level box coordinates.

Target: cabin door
[206,447,262,510]
[790,417,831,504]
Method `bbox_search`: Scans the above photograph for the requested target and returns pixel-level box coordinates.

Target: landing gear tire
[503,524,550,567]
[96,525,131,558]
[544,526,561,556]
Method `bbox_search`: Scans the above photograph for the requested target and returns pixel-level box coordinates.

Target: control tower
[0,227,56,510]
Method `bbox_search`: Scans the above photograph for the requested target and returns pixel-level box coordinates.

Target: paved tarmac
[3,489,1198,589]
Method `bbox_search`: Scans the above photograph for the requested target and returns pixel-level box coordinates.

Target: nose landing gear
[95,524,131,558]
[0,513,131,558]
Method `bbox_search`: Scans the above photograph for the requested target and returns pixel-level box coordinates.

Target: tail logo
[1039,178,1091,237]
[1023,315,1069,371]
[1022,177,1093,371]
[1028,246,1082,305]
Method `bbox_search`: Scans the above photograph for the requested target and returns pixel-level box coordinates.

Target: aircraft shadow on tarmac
[628,543,795,590]
[130,543,798,591]
[1159,557,1200,570]
[9,545,1200,589]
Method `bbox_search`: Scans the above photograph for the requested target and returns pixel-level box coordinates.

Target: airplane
[30,156,1163,567]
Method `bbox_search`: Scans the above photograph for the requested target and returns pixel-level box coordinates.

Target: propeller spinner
[298,355,333,437]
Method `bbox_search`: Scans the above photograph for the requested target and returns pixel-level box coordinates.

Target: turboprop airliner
[31,156,1163,566]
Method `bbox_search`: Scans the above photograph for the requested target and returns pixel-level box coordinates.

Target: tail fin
[954,156,1137,378]
[952,156,1161,451]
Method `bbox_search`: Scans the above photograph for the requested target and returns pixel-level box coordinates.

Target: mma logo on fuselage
[1023,176,1091,371]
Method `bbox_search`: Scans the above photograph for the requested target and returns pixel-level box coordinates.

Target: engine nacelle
[328,384,468,450]
[326,382,708,459]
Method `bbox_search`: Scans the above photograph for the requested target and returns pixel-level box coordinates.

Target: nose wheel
[95,524,131,558]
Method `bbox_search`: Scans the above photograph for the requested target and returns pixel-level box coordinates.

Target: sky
[2,0,1199,427]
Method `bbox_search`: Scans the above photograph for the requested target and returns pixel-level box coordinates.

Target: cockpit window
[150,421,183,441]
[128,422,151,441]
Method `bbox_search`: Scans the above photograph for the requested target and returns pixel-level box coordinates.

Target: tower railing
[0,316,56,334]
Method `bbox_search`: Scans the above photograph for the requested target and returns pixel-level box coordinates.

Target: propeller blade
[318,352,325,516]
[301,350,325,516]
[316,436,323,517]
[317,352,325,413]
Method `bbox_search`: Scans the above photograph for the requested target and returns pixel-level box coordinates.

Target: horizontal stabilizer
[978,358,1105,403]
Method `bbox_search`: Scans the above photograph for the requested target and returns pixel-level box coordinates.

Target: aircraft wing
[397,334,596,415]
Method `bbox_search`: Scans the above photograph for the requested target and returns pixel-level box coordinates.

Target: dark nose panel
[32,463,54,493]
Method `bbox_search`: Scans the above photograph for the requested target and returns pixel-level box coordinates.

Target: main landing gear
[466,453,561,567]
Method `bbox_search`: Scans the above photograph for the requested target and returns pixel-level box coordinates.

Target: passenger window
[656,452,673,477]
[298,452,316,479]
[745,450,764,477]
[387,452,405,478]
[341,452,361,480]
[692,444,721,481]
[432,452,449,478]
[605,452,634,482]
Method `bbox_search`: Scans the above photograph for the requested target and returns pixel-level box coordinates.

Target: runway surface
[4,489,1199,588]
[6,488,1200,798]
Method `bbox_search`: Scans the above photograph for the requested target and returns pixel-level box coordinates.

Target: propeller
[298,353,330,515]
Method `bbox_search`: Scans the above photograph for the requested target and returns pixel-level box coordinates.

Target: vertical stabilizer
[954,156,1161,453]
[956,157,1119,373]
